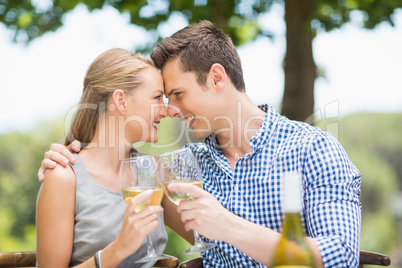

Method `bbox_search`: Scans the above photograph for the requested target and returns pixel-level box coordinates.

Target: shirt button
[234,186,239,191]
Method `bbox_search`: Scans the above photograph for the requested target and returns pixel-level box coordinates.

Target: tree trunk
[282,0,316,123]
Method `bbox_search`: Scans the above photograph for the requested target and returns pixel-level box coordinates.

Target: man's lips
[184,116,195,127]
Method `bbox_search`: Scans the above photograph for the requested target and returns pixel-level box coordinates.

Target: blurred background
[0,0,401,266]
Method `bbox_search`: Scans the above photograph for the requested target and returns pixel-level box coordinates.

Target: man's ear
[209,63,226,90]
[112,89,127,114]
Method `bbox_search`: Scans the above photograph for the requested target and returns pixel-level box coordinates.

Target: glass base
[184,241,217,254]
[135,252,170,263]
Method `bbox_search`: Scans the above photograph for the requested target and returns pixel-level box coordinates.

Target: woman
[36,48,168,268]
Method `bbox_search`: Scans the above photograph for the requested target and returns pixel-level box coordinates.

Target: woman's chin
[148,136,159,144]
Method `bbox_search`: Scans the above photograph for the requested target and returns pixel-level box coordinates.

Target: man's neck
[214,98,266,169]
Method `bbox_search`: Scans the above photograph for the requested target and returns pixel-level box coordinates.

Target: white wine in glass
[159,148,217,254]
[161,180,203,205]
[122,186,164,212]
[120,155,169,263]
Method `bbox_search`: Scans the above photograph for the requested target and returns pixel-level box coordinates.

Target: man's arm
[37,140,81,182]
[161,195,195,244]
[303,133,362,268]
[168,183,324,267]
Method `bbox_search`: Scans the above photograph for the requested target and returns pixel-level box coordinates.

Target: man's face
[161,58,217,140]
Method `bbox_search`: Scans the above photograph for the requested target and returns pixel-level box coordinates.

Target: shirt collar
[205,104,280,153]
[249,104,280,150]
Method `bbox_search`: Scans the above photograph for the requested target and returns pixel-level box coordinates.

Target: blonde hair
[65,48,154,147]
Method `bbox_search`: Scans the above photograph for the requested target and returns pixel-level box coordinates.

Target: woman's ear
[112,89,127,114]
[209,63,226,90]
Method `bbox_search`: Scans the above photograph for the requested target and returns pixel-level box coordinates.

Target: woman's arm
[36,165,77,267]
[36,165,162,268]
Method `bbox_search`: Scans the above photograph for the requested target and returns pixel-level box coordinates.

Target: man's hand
[37,140,81,182]
[167,182,234,242]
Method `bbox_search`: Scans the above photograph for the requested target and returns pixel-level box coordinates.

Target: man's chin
[191,130,210,141]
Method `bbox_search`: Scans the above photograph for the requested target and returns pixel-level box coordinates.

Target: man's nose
[167,103,180,118]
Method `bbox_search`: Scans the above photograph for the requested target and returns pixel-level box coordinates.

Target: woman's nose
[167,103,180,118]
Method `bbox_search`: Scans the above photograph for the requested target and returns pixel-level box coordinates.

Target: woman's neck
[77,116,135,190]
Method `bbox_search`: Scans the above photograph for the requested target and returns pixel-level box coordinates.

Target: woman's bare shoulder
[42,164,76,188]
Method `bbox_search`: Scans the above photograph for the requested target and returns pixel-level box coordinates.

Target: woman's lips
[152,121,160,130]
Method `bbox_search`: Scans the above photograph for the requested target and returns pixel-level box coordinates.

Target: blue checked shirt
[185,104,361,268]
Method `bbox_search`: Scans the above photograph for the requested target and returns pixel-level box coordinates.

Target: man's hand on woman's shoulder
[37,140,81,182]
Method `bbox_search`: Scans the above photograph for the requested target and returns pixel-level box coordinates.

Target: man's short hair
[151,20,246,92]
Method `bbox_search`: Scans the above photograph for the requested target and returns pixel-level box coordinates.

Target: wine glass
[120,155,170,263]
[159,148,217,254]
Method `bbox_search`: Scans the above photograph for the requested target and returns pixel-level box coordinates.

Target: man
[38,21,361,267]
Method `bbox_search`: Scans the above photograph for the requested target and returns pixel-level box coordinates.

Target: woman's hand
[115,190,164,256]
[37,140,81,182]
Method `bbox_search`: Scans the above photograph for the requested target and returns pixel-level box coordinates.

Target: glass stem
[146,235,156,255]
[193,230,203,244]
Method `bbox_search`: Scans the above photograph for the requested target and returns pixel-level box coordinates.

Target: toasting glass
[159,148,217,254]
[120,155,170,263]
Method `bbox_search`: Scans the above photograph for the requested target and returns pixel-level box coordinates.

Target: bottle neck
[282,172,303,212]
[282,212,305,238]
[272,173,313,267]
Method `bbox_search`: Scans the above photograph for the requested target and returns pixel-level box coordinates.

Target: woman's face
[125,66,167,144]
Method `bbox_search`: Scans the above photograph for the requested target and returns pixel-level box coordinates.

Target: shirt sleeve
[302,132,361,268]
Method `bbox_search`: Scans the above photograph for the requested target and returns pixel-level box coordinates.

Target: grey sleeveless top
[70,154,168,267]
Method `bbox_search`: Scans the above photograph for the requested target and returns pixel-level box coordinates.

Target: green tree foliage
[0,118,65,250]
[1,0,401,121]
[2,1,400,44]
[339,113,402,254]
[318,112,402,255]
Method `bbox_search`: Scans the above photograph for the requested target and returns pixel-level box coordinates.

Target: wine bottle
[271,172,314,268]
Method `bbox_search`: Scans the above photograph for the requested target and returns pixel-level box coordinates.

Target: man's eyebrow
[166,88,179,97]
